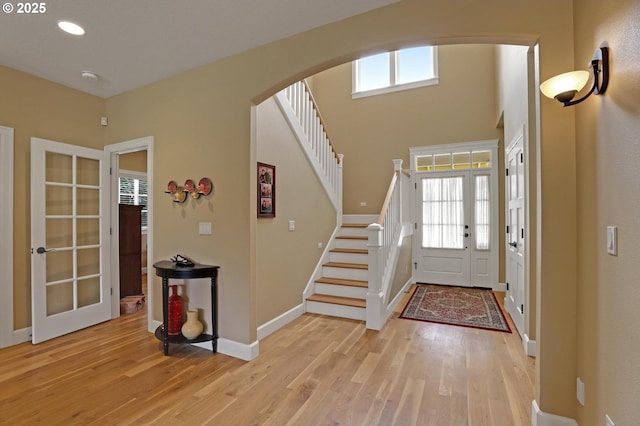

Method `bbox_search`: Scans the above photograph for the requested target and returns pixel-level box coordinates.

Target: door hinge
[110,227,112,235]
[506,282,509,291]
[414,222,417,230]
[505,168,509,176]
[506,225,510,234]
[415,182,417,190]
[110,287,113,295]
[521,228,524,239]
[520,153,524,163]
[414,262,417,270]
[520,304,524,314]
[110,167,113,175]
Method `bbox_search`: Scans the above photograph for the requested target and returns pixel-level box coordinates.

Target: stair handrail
[366,159,406,330]
[274,81,343,217]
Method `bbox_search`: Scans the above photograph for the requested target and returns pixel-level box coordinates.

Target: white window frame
[352,46,439,99]
[118,169,148,234]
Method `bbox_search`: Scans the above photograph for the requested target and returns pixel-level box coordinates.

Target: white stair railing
[366,159,410,330]
[274,81,343,216]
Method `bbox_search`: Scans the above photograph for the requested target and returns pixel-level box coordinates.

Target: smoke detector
[81,71,99,82]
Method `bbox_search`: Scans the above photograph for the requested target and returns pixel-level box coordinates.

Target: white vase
[181,309,203,340]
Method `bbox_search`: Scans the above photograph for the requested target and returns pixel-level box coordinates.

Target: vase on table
[181,309,203,340]
[167,285,183,335]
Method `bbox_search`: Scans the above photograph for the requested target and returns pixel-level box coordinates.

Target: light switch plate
[606,226,617,255]
[288,220,295,231]
[199,222,212,235]
[605,414,615,426]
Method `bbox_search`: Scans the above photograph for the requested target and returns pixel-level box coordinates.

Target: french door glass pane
[422,177,464,249]
[475,175,490,250]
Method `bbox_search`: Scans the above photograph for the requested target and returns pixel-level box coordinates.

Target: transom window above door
[415,150,491,172]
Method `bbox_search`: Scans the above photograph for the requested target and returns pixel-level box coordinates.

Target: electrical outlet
[360,201,367,207]
[605,414,615,426]
[317,242,323,249]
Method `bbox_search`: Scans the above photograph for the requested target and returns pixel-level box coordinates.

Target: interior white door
[415,172,471,286]
[505,140,525,336]
[30,137,112,344]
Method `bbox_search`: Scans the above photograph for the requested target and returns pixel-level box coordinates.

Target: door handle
[508,242,517,248]
[35,247,55,254]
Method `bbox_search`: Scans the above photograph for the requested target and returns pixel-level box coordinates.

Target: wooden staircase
[305,222,370,321]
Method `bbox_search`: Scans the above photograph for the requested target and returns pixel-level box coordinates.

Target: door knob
[35,247,54,254]
[508,242,517,248]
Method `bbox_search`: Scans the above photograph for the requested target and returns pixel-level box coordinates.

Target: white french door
[30,138,112,344]
[505,137,525,336]
[411,141,498,289]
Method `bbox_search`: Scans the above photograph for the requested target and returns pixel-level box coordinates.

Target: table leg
[211,271,217,353]
[162,277,169,356]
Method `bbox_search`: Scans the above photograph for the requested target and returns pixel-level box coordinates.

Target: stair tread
[330,248,368,254]
[323,261,368,270]
[315,277,368,288]
[341,223,369,228]
[336,235,367,240]
[307,294,366,308]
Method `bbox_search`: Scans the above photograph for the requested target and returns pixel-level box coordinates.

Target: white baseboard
[257,304,304,340]
[494,282,507,292]
[532,400,578,426]
[13,327,31,345]
[386,279,413,317]
[151,319,259,361]
[524,333,537,357]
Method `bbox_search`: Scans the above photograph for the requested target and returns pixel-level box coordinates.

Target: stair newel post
[337,154,344,226]
[366,223,384,330]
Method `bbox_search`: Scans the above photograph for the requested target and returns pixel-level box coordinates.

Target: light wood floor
[0,287,534,425]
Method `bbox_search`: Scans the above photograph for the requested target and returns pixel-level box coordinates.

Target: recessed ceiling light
[58,21,85,36]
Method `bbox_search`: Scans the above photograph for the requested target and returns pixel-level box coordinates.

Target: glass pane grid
[475,175,490,250]
[421,177,464,249]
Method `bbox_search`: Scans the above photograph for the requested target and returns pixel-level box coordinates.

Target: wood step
[336,235,367,240]
[323,261,368,270]
[341,223,369,228]
[330,248,368,255]
[306,294,366,308]
[315,277,368,288]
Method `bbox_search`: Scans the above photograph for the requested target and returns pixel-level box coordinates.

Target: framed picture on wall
[257,162,275,218]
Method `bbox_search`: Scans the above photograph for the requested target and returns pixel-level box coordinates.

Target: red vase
[168,285,183,335]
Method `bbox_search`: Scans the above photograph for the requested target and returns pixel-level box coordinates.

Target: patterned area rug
[400,284,511,332]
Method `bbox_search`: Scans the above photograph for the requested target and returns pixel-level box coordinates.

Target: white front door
[505,138,525,336]
[30,138,112,344]
[415,172,471,286]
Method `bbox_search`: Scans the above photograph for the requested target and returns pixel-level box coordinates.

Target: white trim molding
[532,400,578,426]
[257,303,304,340]
[0,126,14,348]
[524,334,537,357]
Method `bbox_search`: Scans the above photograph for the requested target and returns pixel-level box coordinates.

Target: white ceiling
[0,0,399,98]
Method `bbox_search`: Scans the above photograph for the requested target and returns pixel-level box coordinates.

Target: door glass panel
[472,151,491,168]
[77,218,100,246]
[509,209,517,245]
[475,175,490,250]
[46,186,73,215]
[78,277,101,308]
[46,282,73,316]
[45,152,72,183]
[77,188,99,215]
[422,176,464,249]
[46,218,73,248]
[46,250,73,282]
[77,247,100,277]
[76,157,100,186]
[453,152,470,170]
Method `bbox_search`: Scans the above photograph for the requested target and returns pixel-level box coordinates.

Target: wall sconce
[540,47,609,107]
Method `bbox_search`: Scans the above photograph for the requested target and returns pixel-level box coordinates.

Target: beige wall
[255,98,336,325]
[0,0,582,418]
[308,45,500,215]
[119,150,147,172]
[573,2,640,425]
[103,0,579,416]
[0,65,106,329]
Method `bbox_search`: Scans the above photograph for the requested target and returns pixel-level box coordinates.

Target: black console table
[153,261,220,356]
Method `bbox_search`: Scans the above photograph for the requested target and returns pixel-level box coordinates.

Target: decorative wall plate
[166,180,178,193]
[190,187,201,199]
[198,177,213,195]
[173,187,187,203]
[183,179,195,192]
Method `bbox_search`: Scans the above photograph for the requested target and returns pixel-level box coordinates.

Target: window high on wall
[353,46,438,98]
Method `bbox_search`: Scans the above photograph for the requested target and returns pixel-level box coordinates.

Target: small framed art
[257,162,275,218]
